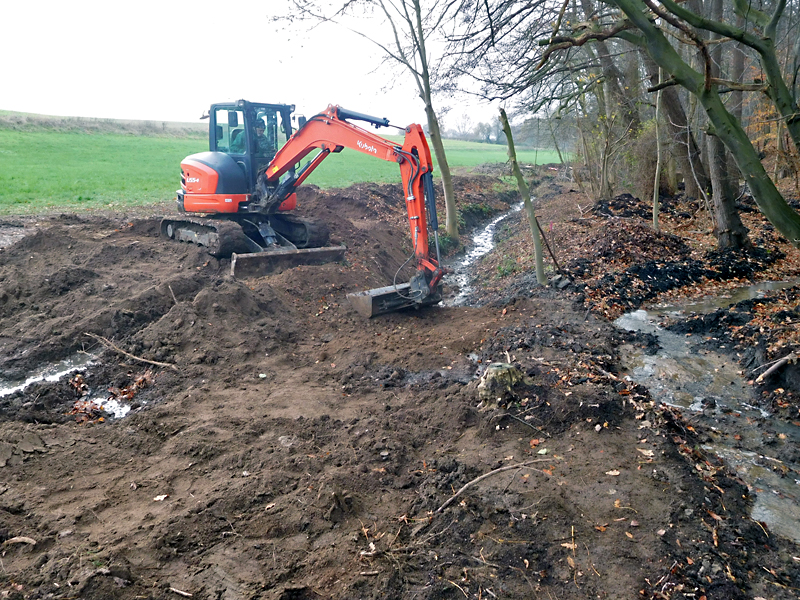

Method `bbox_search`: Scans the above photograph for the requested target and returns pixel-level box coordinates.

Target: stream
[444,202,523,306]
[616,284,800,543]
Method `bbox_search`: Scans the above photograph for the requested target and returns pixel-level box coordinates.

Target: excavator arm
[260,105,445,316]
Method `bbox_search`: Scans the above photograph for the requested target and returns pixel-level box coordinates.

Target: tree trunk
[500,109,546,285]
[706,0,748,249]
[424,104,458,239]
[641,52,709,198]
[580,0,641,132]
[653,68,663,231]
[727,14,746,193]
[615,0,800,247]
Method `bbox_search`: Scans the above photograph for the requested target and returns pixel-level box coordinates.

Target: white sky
[1,0,496,130]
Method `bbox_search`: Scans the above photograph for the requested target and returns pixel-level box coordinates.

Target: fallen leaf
[153,494,169,502]
[595,525,607,532]
[686,557,694,565]
[561,542,577,550]
[567,556,575,568]
[636,448,655,457]
[606,470,620,476]
[625,532,634,539]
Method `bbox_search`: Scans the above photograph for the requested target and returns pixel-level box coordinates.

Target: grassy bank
[0,122,562,214]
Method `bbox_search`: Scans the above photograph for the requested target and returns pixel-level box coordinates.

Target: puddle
[616,285,800,543]
[444,202,524,306]
[0,353,97,398]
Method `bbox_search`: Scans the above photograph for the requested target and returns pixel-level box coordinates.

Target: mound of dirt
[1,174,798,600]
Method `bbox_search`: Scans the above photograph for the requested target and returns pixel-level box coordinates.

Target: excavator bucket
[347,283,443,318]
[230,245,346,278]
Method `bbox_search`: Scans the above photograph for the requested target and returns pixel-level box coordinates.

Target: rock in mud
[476,362,533,406]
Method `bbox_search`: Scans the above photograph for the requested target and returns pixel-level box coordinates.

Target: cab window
[253,108,280,158]
[214,109,246,154]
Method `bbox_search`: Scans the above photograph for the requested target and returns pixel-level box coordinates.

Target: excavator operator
[253,119,273,156]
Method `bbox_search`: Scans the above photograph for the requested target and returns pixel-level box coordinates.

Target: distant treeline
[0,111,206,138]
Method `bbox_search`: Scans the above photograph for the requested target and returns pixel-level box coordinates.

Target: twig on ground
[502,412,551,438]
[754,352,797,383]
[84,333,179,372]
[168,284,179,305]
[447,579,469,598]
[169,588,193,598]
[436,458,557,514]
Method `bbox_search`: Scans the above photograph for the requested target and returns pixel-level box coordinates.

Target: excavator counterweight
[165,100,444,316]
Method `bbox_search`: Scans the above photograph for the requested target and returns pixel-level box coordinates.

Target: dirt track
[1,176,798,599]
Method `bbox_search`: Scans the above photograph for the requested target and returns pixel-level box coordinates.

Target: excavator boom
[260,105,442,278]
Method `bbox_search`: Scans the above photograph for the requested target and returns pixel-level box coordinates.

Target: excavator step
[347,283,442,318]
[230,245,346,278]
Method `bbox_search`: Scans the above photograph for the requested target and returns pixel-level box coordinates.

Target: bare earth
[1,175,798,600]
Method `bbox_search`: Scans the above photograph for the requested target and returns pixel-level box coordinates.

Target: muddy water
[444,202,523,306]
[0,352,133,418]
[0,353,96,398]
[616,296,800,543]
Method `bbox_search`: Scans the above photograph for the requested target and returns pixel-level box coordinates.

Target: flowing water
[0,353,96,398]
[444,202,523,306]
[616,290,800,543]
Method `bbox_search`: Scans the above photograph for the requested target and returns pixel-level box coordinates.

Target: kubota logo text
[357,140,377,154]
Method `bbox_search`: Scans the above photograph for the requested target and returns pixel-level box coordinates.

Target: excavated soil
[1,175,798,600]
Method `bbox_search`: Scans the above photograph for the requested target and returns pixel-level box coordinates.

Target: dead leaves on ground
[68,369,153,424]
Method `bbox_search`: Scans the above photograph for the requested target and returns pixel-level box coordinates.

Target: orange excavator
[161,100,444,316]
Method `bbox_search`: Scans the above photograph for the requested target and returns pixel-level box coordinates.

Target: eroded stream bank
[446,200,800,544]
[616,286,800,543]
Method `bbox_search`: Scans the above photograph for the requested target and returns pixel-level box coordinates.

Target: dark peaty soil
[0,175,798,599]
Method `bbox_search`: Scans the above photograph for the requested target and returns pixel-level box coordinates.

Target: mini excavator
[162,100,444,317]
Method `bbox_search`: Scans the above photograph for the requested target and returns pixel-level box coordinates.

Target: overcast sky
[2,0,495,130]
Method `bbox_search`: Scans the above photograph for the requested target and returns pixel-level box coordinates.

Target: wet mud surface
[1,173,799,599]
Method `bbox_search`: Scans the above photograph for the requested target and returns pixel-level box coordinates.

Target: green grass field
[0,127,562,214]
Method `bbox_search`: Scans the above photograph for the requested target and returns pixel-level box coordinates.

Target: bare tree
[446,0,800,248]
[282,0,460,241]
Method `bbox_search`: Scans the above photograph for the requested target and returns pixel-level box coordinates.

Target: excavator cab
[208,101,295,194]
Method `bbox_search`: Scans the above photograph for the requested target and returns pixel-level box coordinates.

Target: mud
[1,175,798,599]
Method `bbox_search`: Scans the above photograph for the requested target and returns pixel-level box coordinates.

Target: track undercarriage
[160,213,330,258]
[160,214,346,278]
